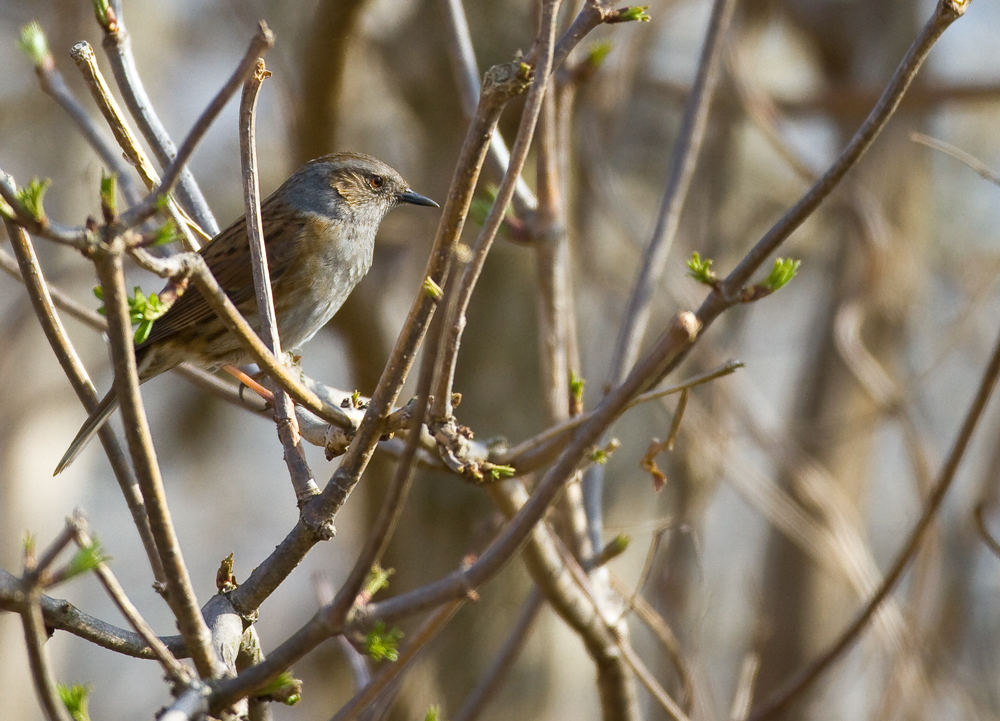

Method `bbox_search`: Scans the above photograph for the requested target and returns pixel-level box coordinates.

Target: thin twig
[98,0,219,234]
[21,587,74,721]
[911,131,1000,186]
[608,0,739,383]
[0,569,186,658]
[239,58,318,500]
[68,515,190,685]
[69,41,201,251]
[18,539,74,721]
[119,22,274,231]
[329,601,464,721]
[25,35,141,205]
[499,359,743,470]
[439,0,537,215]
[430,0,563,423]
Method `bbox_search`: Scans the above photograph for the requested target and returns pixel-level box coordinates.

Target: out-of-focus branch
[453,588,545,721]
[911,131,1000,186]
[21,24,141,205]
[97,0,219,235]
[608,0,738,382]
[239,58,318,501]
[439,0,537,215]
[747,293,1000,721]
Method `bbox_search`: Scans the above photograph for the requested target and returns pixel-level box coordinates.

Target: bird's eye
[369,174,384,189]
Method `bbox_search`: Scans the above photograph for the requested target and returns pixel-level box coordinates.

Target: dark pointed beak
[399,189,439,208]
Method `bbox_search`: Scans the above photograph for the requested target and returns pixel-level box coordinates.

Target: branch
[747,264,1000,719]
[2,216,165,585]
[239,58,318,500]
[93,238,222,679]
[607,0,738,383]
[97,0,220,234]
[118,22,274,231]
[69,41,200,251]
[0,569,185,659]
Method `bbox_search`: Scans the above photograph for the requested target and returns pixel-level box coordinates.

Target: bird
[55,152,438,474]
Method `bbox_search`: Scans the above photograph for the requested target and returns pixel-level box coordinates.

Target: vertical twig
[608,0,738,381]
[94,240,221,679]
[439,0,538,215]
[19,534,75,721]
[239,58,318,501]
[430,0,564,422]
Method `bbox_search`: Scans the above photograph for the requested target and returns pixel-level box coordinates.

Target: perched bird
[55,152,437,474]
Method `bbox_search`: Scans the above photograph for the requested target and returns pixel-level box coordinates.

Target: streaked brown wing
[136,200,305,351]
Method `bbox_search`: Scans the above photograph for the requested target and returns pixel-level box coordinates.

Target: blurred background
[1,0,1000,719]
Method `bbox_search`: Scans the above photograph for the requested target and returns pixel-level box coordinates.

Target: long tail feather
[54,388,120,475]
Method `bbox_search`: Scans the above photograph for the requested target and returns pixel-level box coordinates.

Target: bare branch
[98,0,220,234]
[239,58,318,500]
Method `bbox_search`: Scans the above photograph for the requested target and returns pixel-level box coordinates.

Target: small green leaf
[92,0,111,28]
[99,172,116,219]
[488,463,515,480]
[256,671,302,706]
[604,534,631,560]
[17,177,51,222]
[591,449,609,465]
[134,320,154,345]
[363,564,394,599]
[424,705,442,721]
[619,5,651,22]
[57,683,91,721]
[761,257,801,292]
[365,620,403,662]
[65,538,110,580]
[150,219,181,246]
[569,371,585,406]
[19,22,50,68]
[23,532,36,556]
[686,251,717,286]
[423,276,443,300]
[587,42,613,68]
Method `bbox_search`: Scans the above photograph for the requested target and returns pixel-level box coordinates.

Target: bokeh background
[2,0,1000,719]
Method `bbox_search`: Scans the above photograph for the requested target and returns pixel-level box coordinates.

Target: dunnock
[55,152,437,474]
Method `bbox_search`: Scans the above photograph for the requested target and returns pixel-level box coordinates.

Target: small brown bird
[55,152,437,474]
